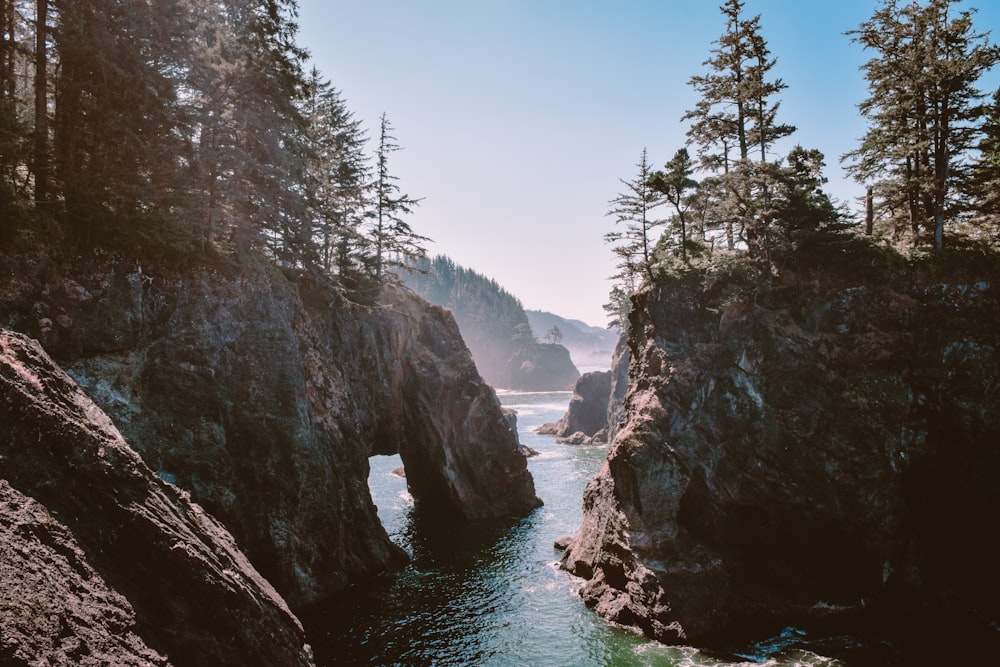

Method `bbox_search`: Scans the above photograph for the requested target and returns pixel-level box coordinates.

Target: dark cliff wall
[537,369,613,444]
[1,330,314,666]
[0,250,539,612]
[562,255,1000,653]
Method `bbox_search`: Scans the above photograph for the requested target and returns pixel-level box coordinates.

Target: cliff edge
[561,249,1000,655]
[1,330,314,666]
[0,248,540,612]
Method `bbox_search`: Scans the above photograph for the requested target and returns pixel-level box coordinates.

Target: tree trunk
[33,0,48,204]
[865,186,874,236]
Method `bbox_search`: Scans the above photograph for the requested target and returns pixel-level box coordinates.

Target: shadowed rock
[0,330,314,667]
[562,269,1000,652]
[0,251,539,610]
[538,370,613,444]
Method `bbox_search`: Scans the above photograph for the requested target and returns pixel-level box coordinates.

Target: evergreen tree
[683,0,795,255]
[970,87,1000,239]
[370,112,426,281]
[650,148,699,262]
[0,0,30,215]
[52,0,188,244]
[605,148,664,285]
[765,146,842,252]
[300,67,370,276]
[845,0,1000,250]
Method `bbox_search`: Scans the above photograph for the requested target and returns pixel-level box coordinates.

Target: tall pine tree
[845,0,999,249]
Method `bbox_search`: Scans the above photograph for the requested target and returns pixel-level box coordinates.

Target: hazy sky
[296,0,1000,326]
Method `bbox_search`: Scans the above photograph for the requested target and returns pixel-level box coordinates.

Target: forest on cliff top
[603,0,1000,327]
[2,0,1000,325]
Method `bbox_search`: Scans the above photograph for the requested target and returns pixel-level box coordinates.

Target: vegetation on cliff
[1,0,425,297]
[575,0,1000,657]
[604,0,1000,329]
[402,254,580,388]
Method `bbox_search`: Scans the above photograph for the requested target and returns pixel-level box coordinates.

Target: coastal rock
[506,342,580,391]
[0,251,540,611]
[0,480,168,666]
[538,370,613,443]
[0,330,314,666]
[562,266,1000,650]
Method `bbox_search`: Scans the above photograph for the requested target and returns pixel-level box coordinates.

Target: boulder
[0,330,314,667]
[538,370,613,441]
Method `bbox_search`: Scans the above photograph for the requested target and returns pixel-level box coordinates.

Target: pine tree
[300,67,370,276]
[370,112,426,282]
[684,0,795,255]
[605,148,664,286]
[845,0,1000,250]
[969,87,1000,239]
[650,148,699,262]
[0,0,30,215]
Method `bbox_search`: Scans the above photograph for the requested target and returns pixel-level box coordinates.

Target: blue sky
[296,1,1000,326]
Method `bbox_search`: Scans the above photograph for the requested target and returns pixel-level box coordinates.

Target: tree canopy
[0,0,426,295]
[605,0,1000,325]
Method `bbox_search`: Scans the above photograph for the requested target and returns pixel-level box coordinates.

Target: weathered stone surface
[0,251,539,610]
[562,269,1000,650]
[538,370,613,443]
[0,480,169,667]
[0,330,314,667]
[505,342,580,391]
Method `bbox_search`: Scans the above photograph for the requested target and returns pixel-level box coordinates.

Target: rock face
[538,370,613,444]
[0,330,314,666]
[505,342,580,391]
[0,250,540,612]
[561,267,1000,651]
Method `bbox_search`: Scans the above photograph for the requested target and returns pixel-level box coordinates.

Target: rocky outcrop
[538,370,613,444]
[505,342,580,391]
[0,249,540,612]
[562,260,1000,651]
[0,330,314,666]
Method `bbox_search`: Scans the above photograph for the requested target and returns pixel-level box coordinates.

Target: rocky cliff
[0,248,540,614]
[537,369,613,444]
[1,330,314,666]
[561,253,1000,655]
[505,342,580,391]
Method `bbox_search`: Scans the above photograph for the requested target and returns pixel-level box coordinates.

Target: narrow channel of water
[303,390,845,666]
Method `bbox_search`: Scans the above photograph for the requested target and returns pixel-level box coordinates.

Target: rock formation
[538,369,613,444]
[505,342,580,391]
[0,330,314,666]
[561,261,1000,653]
[0,249,540,613]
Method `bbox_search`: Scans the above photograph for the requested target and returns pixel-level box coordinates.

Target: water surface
[303,390,845,666]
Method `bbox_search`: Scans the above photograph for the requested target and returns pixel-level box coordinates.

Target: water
[302,390,845,666]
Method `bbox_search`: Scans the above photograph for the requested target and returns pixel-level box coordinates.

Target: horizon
[297,0,1000,327]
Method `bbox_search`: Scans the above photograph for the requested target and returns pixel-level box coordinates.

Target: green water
[303,390,846,666]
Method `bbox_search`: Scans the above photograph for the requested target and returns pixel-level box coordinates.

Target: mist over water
[303,390,846,666]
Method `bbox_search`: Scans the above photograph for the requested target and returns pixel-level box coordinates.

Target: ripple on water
[306,391,858,667]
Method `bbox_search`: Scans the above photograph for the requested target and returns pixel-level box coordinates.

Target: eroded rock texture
[505,342,580,390]
[0,251,539,611]
[562,269,1000,650]
[0,330,314,667]
[538,369,613,444]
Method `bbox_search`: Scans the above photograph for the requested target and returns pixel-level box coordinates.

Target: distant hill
[525,310,619,370]
[401,255,578,389]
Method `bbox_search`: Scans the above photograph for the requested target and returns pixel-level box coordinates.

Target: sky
[295,0,1000,327]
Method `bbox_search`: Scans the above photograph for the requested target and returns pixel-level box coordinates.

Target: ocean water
[302,390,847,667]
